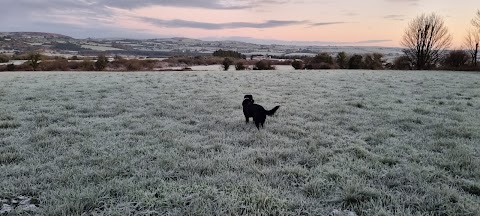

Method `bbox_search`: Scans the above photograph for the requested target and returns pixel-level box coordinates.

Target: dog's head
[242,94,254,106]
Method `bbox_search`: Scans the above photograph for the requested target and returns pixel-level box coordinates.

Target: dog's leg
[245,116,249,123]
[255,121,260,130]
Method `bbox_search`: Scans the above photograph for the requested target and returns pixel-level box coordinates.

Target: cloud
[310,22,346,26]
[0,0,335,38]
[0,0,302,28]
[140,17,346,30]
[103,0,299,10]
[141,18,307,30]
[101,0,249,10]
[383,15,406,21]
[4,0,293,12]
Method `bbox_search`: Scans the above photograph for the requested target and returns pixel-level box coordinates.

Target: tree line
[0,54,162,71]
[288,52,385,70]
[219,8,480,72]
[212,49,246,59]
[399,11,479,70]
[286,11,479,71]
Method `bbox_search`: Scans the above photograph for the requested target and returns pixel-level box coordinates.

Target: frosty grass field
[0,70,479,215]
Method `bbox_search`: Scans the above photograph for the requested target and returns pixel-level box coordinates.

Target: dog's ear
[244,95,253,100]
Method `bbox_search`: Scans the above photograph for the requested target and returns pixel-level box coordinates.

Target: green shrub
[95,55,109,71]
[442,50,470,68]
[27,52,42,71]
[81,60,95,71]
[336,52,349,69]
[392,56,412,70]
[364,53,384,70]
[235,61,248,70]
[213,49,245,59]
[222,58,234,71]
[312,53,334,64]
[0,54,10,63]
[40,59,70,71]
[254,60,275,70]
[6,64,15,71]
[291,60,304,70]
[348,54,363,69]
[304,53,337,69]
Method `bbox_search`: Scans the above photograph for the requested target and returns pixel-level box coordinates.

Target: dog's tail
[266,106,280,116]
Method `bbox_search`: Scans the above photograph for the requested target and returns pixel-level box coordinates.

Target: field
[0,70,479,215]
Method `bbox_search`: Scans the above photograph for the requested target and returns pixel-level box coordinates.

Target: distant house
[251,54,272,61]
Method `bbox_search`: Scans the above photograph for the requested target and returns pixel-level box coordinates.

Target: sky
[0,0,478,47]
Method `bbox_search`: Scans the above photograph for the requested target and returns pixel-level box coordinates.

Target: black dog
[242,95,280,129]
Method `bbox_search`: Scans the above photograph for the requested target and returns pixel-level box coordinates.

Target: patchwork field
[0,70,479,215]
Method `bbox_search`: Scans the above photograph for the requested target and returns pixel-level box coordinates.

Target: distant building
[251,54,272,61]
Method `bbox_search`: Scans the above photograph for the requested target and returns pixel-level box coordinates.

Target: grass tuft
[378,157,400,166]
[0,151,23,165]
[0,121,20,129]
[302,178,334,198]
[460,181,480,196]
[341,181,381,208]
[413,107,432,115]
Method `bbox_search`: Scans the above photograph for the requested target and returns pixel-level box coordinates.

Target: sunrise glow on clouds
[0,0,478,47]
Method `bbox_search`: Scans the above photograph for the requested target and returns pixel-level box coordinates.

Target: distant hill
[0,31,403,59]
[0,32,72,39]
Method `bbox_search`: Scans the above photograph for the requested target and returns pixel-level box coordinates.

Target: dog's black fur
[242,95,280,129]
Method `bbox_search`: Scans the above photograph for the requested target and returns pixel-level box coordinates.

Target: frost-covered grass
[0,70,479,215]
[80,45,123,51]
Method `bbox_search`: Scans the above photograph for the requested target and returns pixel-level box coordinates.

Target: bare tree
[472,9,480,29]
[464,29,479,66]
[466,10,480,67]
[401,13,452,70]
